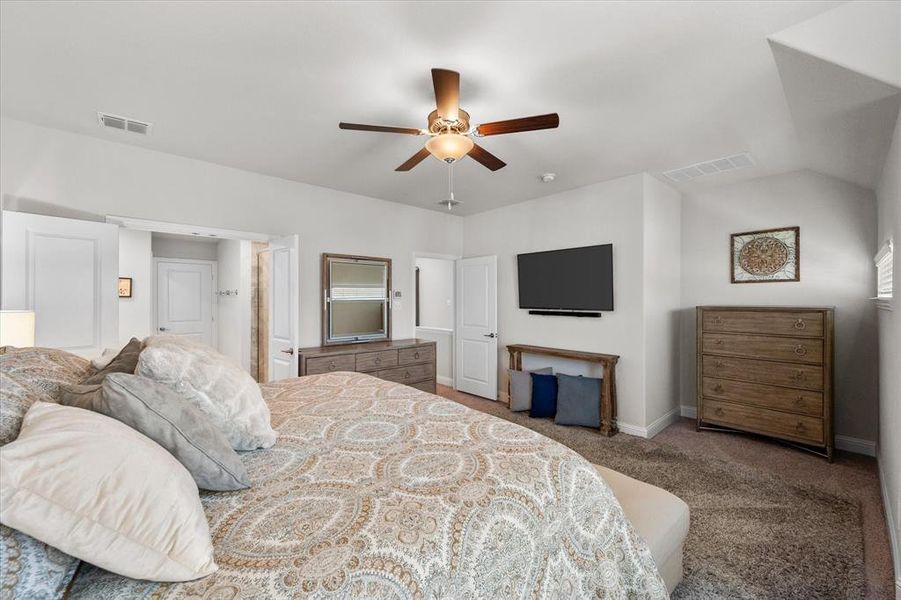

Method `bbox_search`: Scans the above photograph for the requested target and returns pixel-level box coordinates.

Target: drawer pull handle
[375,357,381,365]
[713,384,724,393]
[404,371,411,379]
[795,396,805,406]
[328,362,336,371]
[794,319,806,330]
[712,316,723,325]
[713,360,724,368]
[414,352,420,360]
[793,345,807,356]
[790,370,805,381]
[714,407,724,417]
[796,422,806,431]
[714,339,724,345]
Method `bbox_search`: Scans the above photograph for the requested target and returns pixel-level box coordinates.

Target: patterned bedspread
[70,372,666,599]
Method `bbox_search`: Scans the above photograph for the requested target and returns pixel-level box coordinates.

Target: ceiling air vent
[662,152,755,183]
[97,112,152,135]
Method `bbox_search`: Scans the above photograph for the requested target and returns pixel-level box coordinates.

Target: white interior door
[155,259,214,346]
[268,234,299,382]
[455,255,498,399]
[1,210,118,357]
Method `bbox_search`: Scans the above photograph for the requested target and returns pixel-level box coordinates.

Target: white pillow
[137,336,277,450]
[0,402,217,582]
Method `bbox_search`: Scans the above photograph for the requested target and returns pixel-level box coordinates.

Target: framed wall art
[730,226,799,283]
[118,277,133,298]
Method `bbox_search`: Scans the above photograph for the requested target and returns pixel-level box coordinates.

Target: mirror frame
[321,253,392,346]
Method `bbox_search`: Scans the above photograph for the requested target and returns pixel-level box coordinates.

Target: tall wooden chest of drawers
[298,339,437,394]
[696,306,834,460]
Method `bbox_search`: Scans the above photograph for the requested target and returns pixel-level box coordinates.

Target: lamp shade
[425,133,474,163]
[0,310,35,347]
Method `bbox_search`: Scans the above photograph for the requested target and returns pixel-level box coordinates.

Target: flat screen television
[517,244,613,312]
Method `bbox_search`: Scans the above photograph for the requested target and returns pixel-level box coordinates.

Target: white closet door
[1,210,118,357]
[267,235,299,382]
[455,255,498,399]
[155,259,214,346]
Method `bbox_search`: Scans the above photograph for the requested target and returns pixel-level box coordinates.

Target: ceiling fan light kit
[425,133,473,163]
[338,68,559,174]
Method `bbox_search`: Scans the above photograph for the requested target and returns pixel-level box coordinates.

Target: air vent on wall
[662,152,755,183]
[97,112,152,135]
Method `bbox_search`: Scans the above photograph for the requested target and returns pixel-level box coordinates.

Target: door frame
[412,251,460,389]
[152,257,218,349]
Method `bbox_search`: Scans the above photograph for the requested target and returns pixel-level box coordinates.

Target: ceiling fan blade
[395,147,432,172]
[339,122,423,135]
[468,143,506,171]
[475,113,560,137]
[431,68,460,121]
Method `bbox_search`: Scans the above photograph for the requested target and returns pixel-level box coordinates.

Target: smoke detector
[97,112,152,135]
[662,152,755,183]
[540,173,556,183]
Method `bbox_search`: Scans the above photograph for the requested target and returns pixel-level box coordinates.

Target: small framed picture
[118,277,133,298]
[731,226,799,283]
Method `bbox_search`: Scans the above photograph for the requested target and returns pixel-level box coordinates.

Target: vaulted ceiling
[1,1,897,215]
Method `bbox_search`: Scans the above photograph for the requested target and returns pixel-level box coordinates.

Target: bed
[10,364,665,598]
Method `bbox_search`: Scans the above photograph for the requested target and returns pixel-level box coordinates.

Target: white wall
[875,109,901,593]
[0,118,464,348]
[416,257,454,330]
[117,228,153,344]
[151,234,219,261]
[679,170,879,447]
[216,239,252,371]
[415,327,454,386]
[463,174,651,431]
[642,174,682,430]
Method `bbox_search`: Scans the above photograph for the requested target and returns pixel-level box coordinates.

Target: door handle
[280,348,295,355]
[483,333,497,338]
[158,327,168,331]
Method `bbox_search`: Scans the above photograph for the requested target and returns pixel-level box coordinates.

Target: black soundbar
[528,310,601,318]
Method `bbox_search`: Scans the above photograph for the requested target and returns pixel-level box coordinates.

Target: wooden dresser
[298,339,436,393]
[696,306,834,460]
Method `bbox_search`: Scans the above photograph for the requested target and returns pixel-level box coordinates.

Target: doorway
[413,253,457,387]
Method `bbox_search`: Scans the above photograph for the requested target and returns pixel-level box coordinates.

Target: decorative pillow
[59,373,251,491]
[0,347,91,446]
[508,367,553,411]
[554,373,602,428]
[0,402,217,582]
[137,336,276,450]
[81,337,143,385]
[0,524,80,599]
[529,372,558,418]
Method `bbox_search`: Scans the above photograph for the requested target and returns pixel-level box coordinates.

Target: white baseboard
[618,406,681,439]
[835,435,877,457]
[680,405,697,419]
[436,375,453,387]
[879,454,901,595]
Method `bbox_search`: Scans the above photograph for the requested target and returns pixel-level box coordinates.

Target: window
[875,240,893,311]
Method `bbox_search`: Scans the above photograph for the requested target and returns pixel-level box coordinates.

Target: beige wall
[679,170,879,449]
[875,109,901,593]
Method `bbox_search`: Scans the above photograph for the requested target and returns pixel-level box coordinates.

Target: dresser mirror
[322,253,392,346]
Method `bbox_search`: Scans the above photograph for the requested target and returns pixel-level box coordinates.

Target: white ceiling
[2,0,889,215]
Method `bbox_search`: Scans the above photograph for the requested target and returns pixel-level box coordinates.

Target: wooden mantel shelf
[506,344,620,436]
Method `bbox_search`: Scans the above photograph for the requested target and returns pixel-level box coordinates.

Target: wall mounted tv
[517,244,613,315]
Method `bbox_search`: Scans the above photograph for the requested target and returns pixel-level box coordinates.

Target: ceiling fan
[338,68,559,172]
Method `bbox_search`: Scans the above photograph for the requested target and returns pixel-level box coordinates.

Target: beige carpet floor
[437,385,895,599]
